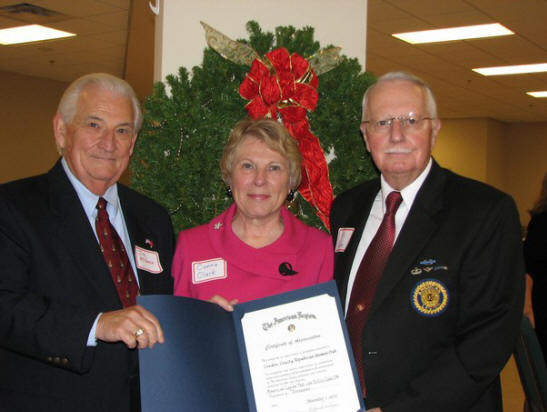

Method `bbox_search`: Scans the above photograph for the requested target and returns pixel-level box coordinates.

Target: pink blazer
[173,204,334,303]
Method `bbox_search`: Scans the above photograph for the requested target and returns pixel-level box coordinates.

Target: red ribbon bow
[239,48,333,230]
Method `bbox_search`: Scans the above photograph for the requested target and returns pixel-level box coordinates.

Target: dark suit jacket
[331,160,524,412]
[0,160,174,412]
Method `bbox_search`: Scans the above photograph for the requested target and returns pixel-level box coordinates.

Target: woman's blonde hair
[220,118,302,189]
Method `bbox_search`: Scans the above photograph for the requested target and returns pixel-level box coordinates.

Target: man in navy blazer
[0,73,174,411]
[331,72,524,411]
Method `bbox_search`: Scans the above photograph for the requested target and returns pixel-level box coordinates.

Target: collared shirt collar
[208,203,305,279]
[380,157,432,212]
[61,157,120,220]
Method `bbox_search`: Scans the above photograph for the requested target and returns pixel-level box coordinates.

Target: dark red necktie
[346,191,402,396]
[95,197,139,307]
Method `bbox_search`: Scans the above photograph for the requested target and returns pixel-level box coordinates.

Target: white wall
[155,0,367,81]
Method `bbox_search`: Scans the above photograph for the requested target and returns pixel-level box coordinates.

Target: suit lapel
[368,161,445,319]
[118,186,153,294]
[335,181,379,303]
[48,161,121,307]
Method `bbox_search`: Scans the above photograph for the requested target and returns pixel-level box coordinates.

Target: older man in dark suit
[330,71,524,412]
[0,73,174,411]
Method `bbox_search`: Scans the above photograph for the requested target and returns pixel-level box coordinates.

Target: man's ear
[360,122,371,152]
[128,132,138,156]
[52,113,67,154]
[430,118,442,149]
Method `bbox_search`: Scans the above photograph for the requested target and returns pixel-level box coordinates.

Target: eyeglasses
[362,116,434,135]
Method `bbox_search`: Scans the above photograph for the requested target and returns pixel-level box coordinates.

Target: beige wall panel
[0,71,66,183]
[504,122,547,226]
[433,118,488,182]
[125,0,155,101]
[485,119,506,192]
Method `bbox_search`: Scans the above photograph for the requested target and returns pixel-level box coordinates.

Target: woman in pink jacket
[172,118,333,309]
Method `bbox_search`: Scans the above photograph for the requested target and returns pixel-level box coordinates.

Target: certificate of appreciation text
[240,293,363,411]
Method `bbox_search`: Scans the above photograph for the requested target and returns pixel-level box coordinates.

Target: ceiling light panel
[473,63,547,76]
[527,91,547,98]
[0,24,75,45]
[393,23,514,44]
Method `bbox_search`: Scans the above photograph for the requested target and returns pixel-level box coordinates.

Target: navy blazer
[0,160,174,411]
[331,160,524,412]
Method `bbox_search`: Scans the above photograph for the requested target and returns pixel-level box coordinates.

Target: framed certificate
[138,281,364,412]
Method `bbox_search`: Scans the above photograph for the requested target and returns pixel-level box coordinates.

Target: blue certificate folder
[137,281,364,412]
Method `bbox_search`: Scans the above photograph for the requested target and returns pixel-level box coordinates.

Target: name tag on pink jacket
[192,258,227,284]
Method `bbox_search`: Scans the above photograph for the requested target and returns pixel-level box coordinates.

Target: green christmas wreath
[130,21,377,234]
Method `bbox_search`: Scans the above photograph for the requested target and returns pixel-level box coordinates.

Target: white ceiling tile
[85,10,128,30]
[48,17,115,35]
[26,0,123,16]
[88,29,127,46]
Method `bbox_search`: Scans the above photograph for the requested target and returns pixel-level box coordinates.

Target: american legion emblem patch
[411,278,449,317]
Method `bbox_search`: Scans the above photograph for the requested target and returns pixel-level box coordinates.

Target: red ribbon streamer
[239,48,333,230]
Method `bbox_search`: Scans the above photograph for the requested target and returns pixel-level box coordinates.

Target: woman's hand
[209,295,239,312]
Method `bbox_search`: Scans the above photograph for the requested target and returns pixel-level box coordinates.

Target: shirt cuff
[87,313,102,346]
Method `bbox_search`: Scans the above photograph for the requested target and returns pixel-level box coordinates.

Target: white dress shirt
[61,158,138,345]
[61,158,138,277]
[344,159,433,312]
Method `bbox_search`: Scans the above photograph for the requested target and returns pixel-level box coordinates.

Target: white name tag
[192,258,227,284]
[134,246,163,274]
[335,227,355,252]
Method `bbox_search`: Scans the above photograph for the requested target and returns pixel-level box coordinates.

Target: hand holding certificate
[138,282,365,412]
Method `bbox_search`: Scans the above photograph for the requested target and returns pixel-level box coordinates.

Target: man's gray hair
[57,73,143,133]
[361,71,438,121]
